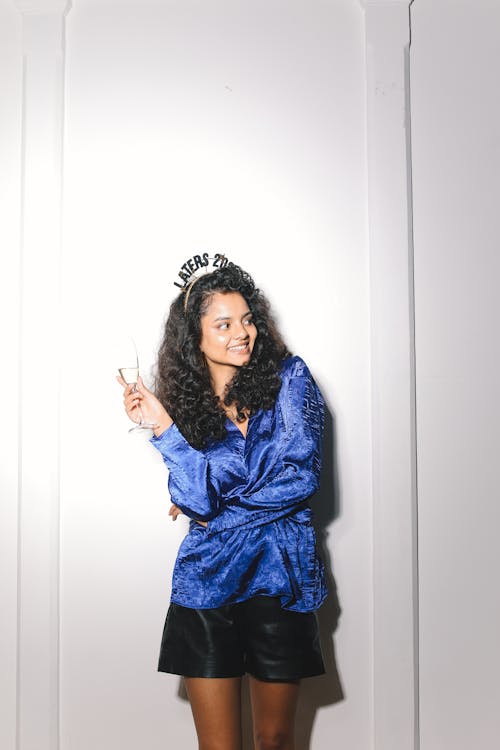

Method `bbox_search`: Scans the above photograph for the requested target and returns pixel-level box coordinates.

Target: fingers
[117,375,150,406]
[168,505,206,526]
[168,504,184,521]
[124,387,142,403]
[118,380,142,404]
[135,375,152,395]
[123,392,142,417]
[116,374,147,424]
[116,376,137,396]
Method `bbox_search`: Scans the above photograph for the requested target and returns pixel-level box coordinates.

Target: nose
[234,322,249,340]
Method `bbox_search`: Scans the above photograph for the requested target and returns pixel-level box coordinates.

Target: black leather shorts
[158,596,325,682]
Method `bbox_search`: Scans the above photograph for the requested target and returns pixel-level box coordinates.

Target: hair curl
[153,263,290,449]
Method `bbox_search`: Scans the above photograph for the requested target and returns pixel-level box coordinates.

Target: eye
[218,322,229,330]
[244,317,254,326]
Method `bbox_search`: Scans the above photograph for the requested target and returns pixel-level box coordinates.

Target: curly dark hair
[153,263,291,449]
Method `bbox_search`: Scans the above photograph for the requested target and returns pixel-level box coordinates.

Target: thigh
[184,676,242,750]
[249,677,299,750]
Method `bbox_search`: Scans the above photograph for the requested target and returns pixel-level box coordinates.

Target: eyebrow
[213,311,252,323]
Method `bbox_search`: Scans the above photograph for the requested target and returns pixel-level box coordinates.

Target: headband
[173,253,230,311]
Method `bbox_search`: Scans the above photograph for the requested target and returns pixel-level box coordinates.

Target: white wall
[60,1,371,749]
[411,2,500,748]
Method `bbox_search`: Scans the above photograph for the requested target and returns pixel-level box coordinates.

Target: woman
[117,262,327,750]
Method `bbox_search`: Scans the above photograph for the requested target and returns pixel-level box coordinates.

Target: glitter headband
[173,253,230,311]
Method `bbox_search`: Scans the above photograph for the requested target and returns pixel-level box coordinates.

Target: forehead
[202,291,250,319]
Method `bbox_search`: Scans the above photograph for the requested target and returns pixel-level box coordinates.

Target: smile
[228,343,250,353]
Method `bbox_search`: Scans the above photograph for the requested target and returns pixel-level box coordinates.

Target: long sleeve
[150,423,221,520]
[207,358,325,535]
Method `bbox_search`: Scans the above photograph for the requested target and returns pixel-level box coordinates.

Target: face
[199,291,257,374]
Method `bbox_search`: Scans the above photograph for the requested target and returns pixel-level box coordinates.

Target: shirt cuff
[149,422,187,457]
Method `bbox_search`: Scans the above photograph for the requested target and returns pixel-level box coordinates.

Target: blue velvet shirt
[150,355,327,612]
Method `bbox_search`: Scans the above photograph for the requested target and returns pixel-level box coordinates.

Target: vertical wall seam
[55,15,69,750]
[405,7,420,748]
[364,33,377,750]
[16,49,28,750]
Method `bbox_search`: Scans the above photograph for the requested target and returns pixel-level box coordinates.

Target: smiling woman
[152,263,289,449]
[117,262,328,750]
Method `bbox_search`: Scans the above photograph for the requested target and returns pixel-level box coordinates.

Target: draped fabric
[150,355,328,612]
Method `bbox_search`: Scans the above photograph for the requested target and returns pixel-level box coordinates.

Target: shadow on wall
[176,403,344,749]
[296,402,344,748]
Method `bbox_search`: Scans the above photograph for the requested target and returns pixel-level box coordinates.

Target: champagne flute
[118,341,157,432]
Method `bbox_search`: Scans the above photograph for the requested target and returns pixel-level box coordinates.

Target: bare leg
[249,677,300,750]
[184,676,243,750]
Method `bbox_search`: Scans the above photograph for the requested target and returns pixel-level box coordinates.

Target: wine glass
[117,340,157,432]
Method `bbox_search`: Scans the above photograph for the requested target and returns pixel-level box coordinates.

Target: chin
[229,356,251,367]
[238,357,253,369]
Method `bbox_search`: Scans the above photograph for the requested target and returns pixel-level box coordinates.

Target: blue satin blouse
[150,355,327,612]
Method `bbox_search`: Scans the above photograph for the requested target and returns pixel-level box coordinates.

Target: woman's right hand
[169,504,208,528]
[116,374,173,436]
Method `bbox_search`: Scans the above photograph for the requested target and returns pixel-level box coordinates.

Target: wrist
[153,416,173,438]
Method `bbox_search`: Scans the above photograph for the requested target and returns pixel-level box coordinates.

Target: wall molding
[13,1,71,748]
[362,2,419,749]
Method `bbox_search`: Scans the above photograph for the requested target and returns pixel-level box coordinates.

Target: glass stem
[132,383,144,425]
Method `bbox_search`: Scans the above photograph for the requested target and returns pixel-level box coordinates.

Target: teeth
[229,344,247,351]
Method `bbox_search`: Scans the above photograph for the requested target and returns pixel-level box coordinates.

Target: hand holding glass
[116,338,173,433]
[118,367,158,432]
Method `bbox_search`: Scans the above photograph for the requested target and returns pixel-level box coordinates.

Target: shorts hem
[158,665,326,681]
[158,665,245,679]
[246,666,326,683]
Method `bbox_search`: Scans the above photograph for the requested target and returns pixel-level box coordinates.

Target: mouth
[227,342,250,354]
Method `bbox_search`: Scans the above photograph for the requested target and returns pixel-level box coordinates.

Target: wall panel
[411,2,500,748]
[60,1,371,748]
